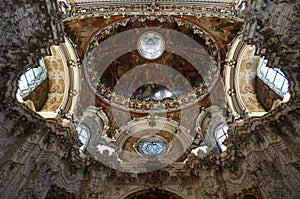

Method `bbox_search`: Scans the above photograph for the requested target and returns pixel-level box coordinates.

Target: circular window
[137,31,165,60]
[138,137,167,157]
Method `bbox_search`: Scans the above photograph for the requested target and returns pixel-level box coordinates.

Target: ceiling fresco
[66,15,232,142]
[179,16,243,59]
[75,64,225,138]
[82,17,221,113]
[64,15,128,58]
[41,46,66,112]
[1,0,299,198]
[64,15,242,116]
[99,52,204,98]
[64,16,243,59]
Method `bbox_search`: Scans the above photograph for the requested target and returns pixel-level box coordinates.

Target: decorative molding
[66,1,242,21]
[0,0,299,199]
[234,185,264,199]
[46,185,75,199]
[83,16,221,113]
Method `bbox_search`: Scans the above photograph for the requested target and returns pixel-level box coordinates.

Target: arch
[195,106,226,141]
[79,106,109,136]
[225,36,266,116]
[225,34,292,116]
[37,36,80,116]
[76,106,109,154]
[115,116,190,151]
[83,16,221,114]
[58,36,81,114]
[194,106,228,156]
[98,116,193,172]
[119,188,184,199]
[224,35,248,115]
[66,0,242,21]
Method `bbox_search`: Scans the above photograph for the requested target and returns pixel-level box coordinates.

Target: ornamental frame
[83,16,221,113]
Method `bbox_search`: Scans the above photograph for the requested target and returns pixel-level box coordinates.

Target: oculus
[138,137,167,157]
[137,31,165,60]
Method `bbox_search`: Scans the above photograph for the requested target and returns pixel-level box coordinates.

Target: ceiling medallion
[137,31,165,60]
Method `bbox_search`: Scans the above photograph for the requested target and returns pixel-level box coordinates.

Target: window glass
[76,125,90,153]
[215,125,228,153]
[259,64,268,77]
[17,58,47,99]
[282,81,289,94]
[265,68,276,83]
[257,58,289,97]
[32,67,42,77]
[19,75,28,90]
[26,69,35,83]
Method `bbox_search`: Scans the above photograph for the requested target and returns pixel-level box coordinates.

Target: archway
[124,189,183,199]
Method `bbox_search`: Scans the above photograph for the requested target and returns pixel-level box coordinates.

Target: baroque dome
[83,17,220,113]
[2,0,299,198]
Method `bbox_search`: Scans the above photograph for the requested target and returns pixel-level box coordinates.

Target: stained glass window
[257,58,289,97]
[138,137,167,156]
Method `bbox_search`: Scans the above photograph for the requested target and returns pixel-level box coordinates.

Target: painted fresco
[179,16,243,59]
[64,16,243,59]
[64,16,128,58]
[100,51,204,99]
[41,46,66,111]
[65,15,235,130]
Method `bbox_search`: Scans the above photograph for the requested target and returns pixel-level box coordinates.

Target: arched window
[76,125,90,153]
[257,58,289,97]
[215,125,228,153]
[17,59,47,100]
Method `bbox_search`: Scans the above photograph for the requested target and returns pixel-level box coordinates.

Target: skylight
[257,58,289,98]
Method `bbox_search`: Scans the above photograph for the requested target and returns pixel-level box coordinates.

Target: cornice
[65,1,242,21]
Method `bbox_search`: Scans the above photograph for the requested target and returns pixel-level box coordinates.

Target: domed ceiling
[83,17,221,113]
[63,15,243,170]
